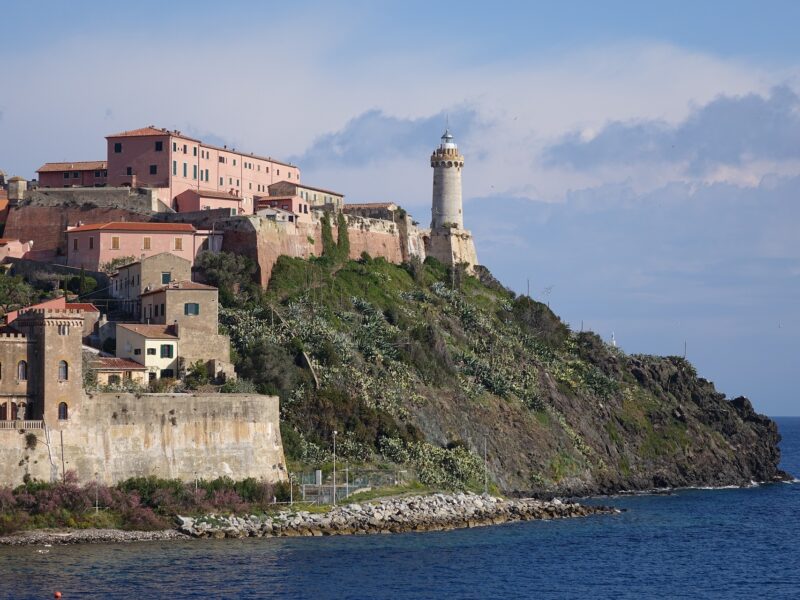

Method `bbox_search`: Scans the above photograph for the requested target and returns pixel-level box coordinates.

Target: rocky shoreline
[0,493,618,546]
[177,492,618,539]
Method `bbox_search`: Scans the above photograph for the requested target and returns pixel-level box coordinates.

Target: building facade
[110,253,192,315]
[267,181,343,211]
[105,126,300,214]
[66,222,217,270]
[37,161,108,188]
[255,195,313,222]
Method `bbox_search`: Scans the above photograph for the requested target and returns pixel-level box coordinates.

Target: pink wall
[38,170,108,188]
[106,130,300,214]
[66,228,200,270]
[174,190,243,214]
[0,239,33,260]
[255,196,312,222]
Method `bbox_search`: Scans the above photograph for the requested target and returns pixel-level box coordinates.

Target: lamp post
[332,430,337,506]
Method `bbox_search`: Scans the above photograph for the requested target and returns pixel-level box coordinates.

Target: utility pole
[332,430,337,506]
[483,436,488,495]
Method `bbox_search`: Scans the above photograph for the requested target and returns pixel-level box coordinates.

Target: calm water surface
[1,418,799,599]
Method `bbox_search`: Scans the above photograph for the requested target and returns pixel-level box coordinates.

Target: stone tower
[425,130,478,272]
[431,130,464,229]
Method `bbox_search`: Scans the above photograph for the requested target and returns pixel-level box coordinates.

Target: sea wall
[0,392,285,486]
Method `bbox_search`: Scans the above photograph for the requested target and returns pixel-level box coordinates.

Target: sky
[1,1,798,415]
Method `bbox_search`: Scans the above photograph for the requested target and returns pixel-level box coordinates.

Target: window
[89,237,94,250]
[173,142,177,151]
[183,144,187,153]
[173,161,177,175]
[57,324,70,336]
[160,303,165,315]
[58,402,68,420]
[161,272,171,284]
[149,165,158,175]
[160,369,174,379]
[147,348,156,356]
[143,237,151,250]
[193,147,197,157]
[114,142,122,153]
[111,237,120,250]
[174,237,183,251]
[288,172,292,179]
[17,361,27,381]
[160,344,174,359]
[154,303,159,317]
[193,165,197,180]
[236,179,239,186]
[126,167,132,176]
[63,172,70,180]
[233,159,237,166]
[229,177,232,185]
[184,302,200,316]
[220,176,224,185]
[219,156,225,164]
[94,170,101,177]
[109,375,120,385]
[103,170,108,177]
[73,238,78,251]
[155,141,163,152]
[58,360,68,381]
[277,169,280,176]
[205,169,209,181]
[134,348,142,355]
[183,163,187,177]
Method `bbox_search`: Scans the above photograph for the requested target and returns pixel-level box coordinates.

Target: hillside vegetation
[207,228,786,495]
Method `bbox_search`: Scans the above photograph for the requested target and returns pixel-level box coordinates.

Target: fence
[0,420,44,430]
[294,468,414,505]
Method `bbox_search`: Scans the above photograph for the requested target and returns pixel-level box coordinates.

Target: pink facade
[255,195,312,223]
[174,189,244,214]
[37,162,108,188]
[0,239,33,260]
[105,126,300,214]
[65,222,213,270]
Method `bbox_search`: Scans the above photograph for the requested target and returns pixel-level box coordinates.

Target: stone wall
[0,392,285,486]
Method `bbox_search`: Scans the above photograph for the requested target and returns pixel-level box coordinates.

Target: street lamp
[332,430,338,506]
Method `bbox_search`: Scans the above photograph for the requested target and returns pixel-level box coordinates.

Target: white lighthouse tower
[425,129,478,272]
[431,129,464,229]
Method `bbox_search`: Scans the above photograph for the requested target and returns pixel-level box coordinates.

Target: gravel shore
[0,528,189,546]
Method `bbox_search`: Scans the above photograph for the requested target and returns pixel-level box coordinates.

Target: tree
[0,272,38,314]
[195,251,258,307]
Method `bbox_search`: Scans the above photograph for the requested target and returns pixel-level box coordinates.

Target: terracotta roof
[268,180,343,197]
[117,323,178,339]
[191,189,242,201]
[91,357,147,371]
[106,126,194,140]
[0,238,24,245]
[37,161,107,173]
[140,280,217,297]
[65,302,100,313]
[67,222,196,233]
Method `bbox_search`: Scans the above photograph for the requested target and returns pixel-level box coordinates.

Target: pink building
[105,126,300,214]
[36,161,108,188]
[65,222,216,270]
[0,238,33,260]
[174,189,244,214]
[255,195,312,222]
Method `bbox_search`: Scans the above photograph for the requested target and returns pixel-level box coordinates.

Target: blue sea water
[1,418,799,600]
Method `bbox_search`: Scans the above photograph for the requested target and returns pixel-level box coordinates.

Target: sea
[1,417,799,599]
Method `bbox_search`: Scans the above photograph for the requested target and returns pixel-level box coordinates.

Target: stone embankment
[0,528,187,546]
[177,492,618,539]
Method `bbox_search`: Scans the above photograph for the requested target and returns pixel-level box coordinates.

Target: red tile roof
[268,180,343,196]
[67,222,196,233]
[344,202,398,209]
[37,161,107,173]
[90,357,147,370]
[140,280,217,297]
[117,323,178,339]
[65,302,100,313]
[106,126,190,139]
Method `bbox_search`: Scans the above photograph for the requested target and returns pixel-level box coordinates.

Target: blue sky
[1,1,798,414]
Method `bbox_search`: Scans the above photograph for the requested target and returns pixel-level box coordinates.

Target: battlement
[0,332,27,341]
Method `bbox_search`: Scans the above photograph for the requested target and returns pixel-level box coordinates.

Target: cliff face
[221,255,788,495]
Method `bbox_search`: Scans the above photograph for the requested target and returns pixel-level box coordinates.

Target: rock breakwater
[177,492,618,539]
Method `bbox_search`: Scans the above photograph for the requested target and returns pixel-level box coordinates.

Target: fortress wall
[4,205,151,258]
[0,392,285,486]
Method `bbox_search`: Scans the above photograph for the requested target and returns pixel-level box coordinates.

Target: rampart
[0,392,285,486]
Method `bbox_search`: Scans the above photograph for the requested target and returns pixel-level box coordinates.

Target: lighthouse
[430,129,465,229]
[425,128,478,272]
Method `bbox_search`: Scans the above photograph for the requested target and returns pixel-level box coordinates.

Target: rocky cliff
[217,252,788,496]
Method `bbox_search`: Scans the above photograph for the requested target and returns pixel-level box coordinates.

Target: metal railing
[0,420,44,430]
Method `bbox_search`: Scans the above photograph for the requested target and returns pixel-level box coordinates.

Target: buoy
[54,592,62,599]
